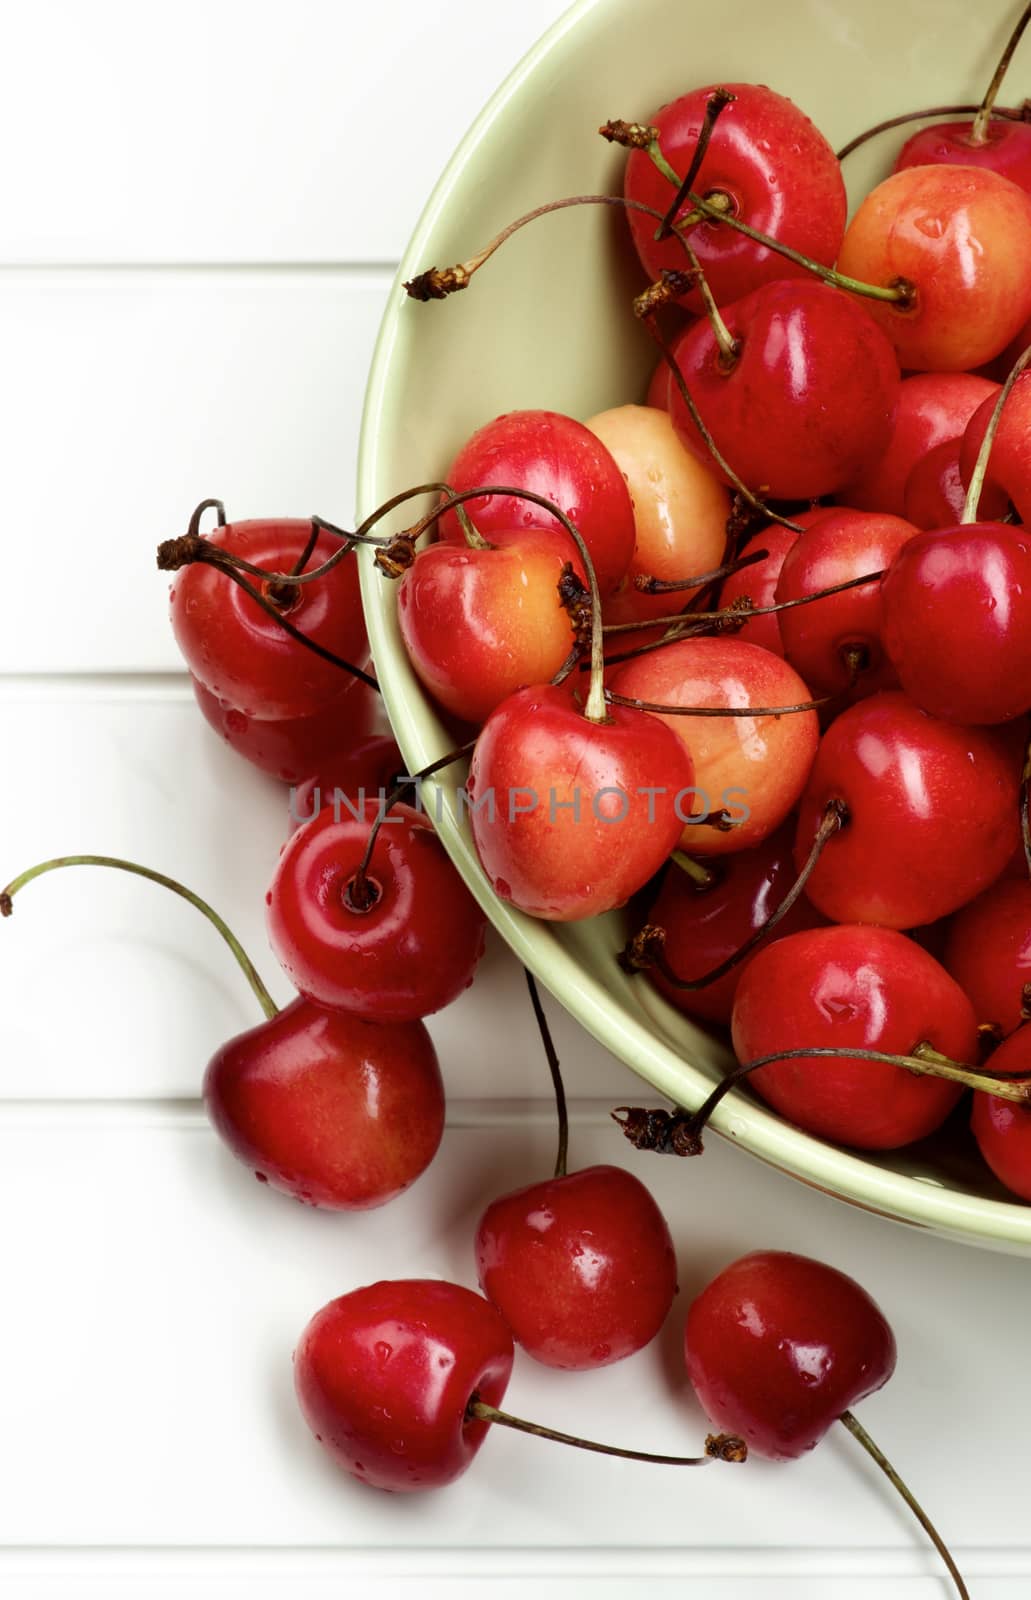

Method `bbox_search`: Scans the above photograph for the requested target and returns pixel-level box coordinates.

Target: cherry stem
[679,238,740,365]
[971,3,1031,146]
[524,969,568,1178]
[605,687,831,717]
[654,88,736,240]
[467,1397,747,1467]
[839,1410,970,1600]
[289,517,322,578]
[345,739,478,910]
[0,855,278,1021]
[604,566,886,635]
[1021,730,1031,882]
[962,342,1031,522]
[837,100,1029,161]
[633,545,769,597]
[669,849,717,890]
[186,497,227,538]
[622,800,846,989]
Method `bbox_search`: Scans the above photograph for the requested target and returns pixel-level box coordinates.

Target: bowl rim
[355,0,1031,1253]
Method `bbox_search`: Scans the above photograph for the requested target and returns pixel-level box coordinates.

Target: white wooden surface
[2,3,1030,1596]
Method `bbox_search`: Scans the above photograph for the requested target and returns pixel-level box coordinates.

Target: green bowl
[357,0,1031,1253]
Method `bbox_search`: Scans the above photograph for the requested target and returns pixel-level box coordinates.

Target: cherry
[795,691,1021,927]
[466,682,693,920]
[668,281,900,500]
[881,523,1031,724]
[971,1030,1031,1200]
[396,530,577,725]
[267,799,486,1020]
[840,372,999,515]
[436,410,635,596]
[903,439,1008,531]
[730,924,976,1148]
[585,403,730,628]
[959,371,1031,522]
[716,514,825,658]
[638,828,826,1026]
[775,508,919,696]
[686,1250,896,1459]
[288,734,405,833]
[836,166,1031,371]
[169,517,369,720]
[646,354,672,410]
[295,1279,515,1491]
[611,637,820,857]
[191,674,378,785]
[204,999,444,1209]
[623,83,846,311]
[944,877,1031,1037]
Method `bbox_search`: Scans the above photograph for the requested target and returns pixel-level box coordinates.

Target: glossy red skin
[960,374,1031,522]
[475,1165,677,1369]
[837,166,1031,371]
[644,826,826,1025]
[437,411,635,596]
[971,1032,1031,1201]
[624,84,846,311]
[611,637,819,857]
[796,692,1021,928]
[717,516,823,657]
[881,523,1031,724]
[170,519,368,720]
[775,509,919,696]
[902,439,1009,530]
[944,878,1031,1037]
[731,925,975,1148]
[669,282,900,500]
[289,735,405,833]
[685,1251,897,1460]
[191,674,377,784]
[841,372,999,514]
[397,533,575,725]
[466,684,693,921]
[294,1280,514,1492]
[895,119,1031,193]
[267,801,486,1020]
[203,999,443,1209]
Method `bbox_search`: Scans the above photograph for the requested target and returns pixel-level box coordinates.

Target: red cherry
[289,734,405,833]
[841,372,999,515]
[397,532,576,725]
[170,519,368,720]
[267,800,486,1019]
[475,1164,676,1370]
[203,999,444,1209]
[437,410,635,596]
[944,877,1031,1037]
[642,827,826,1026]
[685,1251,896,1460]
[466,683,693,921]
[837,166,1031,371]
[971,1030,1031,1200]
[646,356,672,410]
[895,118,1031,193]
[611,637,819,857]
[294,1279,514,1492]
[624,83,846,310]
[586,404,730,629]
[191,674,378,785]
[730,924,976,1148]
[717,515,826,658]
[796,692,1020,927]
[903,439,1009,531]
[669,281,900,500]
[881,523,1031,724]
[775,508,919,696]
[960,372,1031,522]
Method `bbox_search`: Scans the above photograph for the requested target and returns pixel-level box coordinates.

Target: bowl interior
[357,0,1031,1252]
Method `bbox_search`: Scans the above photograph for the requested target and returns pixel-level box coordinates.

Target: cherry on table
[288,734,405,833]
[191,674,379,785]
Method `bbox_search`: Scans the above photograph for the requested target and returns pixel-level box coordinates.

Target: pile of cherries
[12,7,1031,1594]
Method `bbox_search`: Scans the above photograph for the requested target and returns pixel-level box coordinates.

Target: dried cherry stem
[524,969,568,1178]
[839,1410,969,1600]
[620,800,846,988]
[0,855,278,1021]
[632,546,769,597]
[344,739,478,912]
[837,101,1028,161]
[962,342,1031,523]
[604,566,886,635]
[655,88,736,240]
[467,1397,746,1466]
[971,3,1031,146]
[605,688,831,717]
